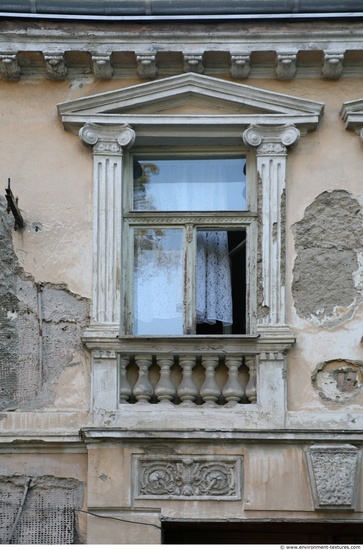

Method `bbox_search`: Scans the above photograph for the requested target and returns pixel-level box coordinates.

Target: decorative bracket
[230,54,251,79]
[44,53,67,80]
[275,53,297,80]
[322,52,344,80]
[0,53,20,80]
[92,54,113,80]
[183,54,204,74]
[136,55,157,78]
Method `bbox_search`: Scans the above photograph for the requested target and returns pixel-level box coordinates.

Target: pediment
[58,73,323,144]
[58,73,323,118]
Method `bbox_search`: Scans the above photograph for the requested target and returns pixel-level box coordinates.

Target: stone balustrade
[118,353,257,407]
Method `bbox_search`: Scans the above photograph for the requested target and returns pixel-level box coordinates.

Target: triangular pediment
[58,73,324,145]
[58,73,323,118]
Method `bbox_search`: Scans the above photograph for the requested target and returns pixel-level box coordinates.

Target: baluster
[245,356,257,404]
[119,354,132,404]
[222,355,244,407]
[155,355,176,405]
[177,355,198,407]
[134,354,153,404]
[200,355,220,407]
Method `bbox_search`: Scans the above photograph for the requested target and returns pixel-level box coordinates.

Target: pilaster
[243,124,300,333]
[79,123,135,326]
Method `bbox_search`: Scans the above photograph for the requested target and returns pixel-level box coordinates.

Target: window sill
[83,325,295,355]
[83,327,260,355]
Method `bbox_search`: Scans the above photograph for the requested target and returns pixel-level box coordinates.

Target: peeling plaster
[0,197,90,411]
[0,474,84,544]
[312,359,363,404]
[292,190,363,327]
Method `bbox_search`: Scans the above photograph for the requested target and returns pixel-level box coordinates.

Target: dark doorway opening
[162,521,363,544]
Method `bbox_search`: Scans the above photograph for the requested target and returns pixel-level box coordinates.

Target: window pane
[133,158,246,211]
[133,228,184,335]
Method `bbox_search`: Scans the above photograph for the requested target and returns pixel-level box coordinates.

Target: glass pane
[133,158,246,211]
[133,228,184,335]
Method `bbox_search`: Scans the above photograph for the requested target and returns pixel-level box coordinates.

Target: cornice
[2,21,363,81]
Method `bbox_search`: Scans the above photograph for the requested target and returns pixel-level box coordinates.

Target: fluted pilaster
[243,123,300,329]
[79,123,135,325]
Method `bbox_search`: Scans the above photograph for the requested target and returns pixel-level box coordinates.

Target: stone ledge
[80,428,363,444]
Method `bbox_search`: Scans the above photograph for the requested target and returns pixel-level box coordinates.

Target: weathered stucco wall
[0,77,138,299]
[83,437,363,543]
[1,67,363,542]
[267,79,363,414]
[1,76,363,417]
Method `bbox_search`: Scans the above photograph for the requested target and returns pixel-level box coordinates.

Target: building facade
[1,2,363,544]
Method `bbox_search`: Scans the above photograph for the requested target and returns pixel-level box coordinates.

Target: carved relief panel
[133,455,242,500]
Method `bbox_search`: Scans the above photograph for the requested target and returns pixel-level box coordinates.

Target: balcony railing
[119,352,257,407]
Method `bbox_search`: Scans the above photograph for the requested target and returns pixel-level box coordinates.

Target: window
[59,73,323,423]
[121,150,253,336]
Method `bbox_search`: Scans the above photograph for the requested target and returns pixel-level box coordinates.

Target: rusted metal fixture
[5,178,24,230]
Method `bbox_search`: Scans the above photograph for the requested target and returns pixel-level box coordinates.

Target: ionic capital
[79,123,136,153]
[243,124,300,155]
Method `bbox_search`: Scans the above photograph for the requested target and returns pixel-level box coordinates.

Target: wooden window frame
[121,147,257,337]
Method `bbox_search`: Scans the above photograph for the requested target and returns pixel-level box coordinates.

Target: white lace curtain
[196,230,232,326]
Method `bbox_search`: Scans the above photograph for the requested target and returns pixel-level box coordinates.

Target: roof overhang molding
[58,73,324,144]
[3,21,363,50]
[2,21,363,81]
